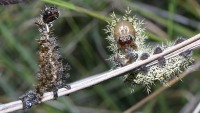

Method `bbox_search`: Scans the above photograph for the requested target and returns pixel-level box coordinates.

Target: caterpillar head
[41,6,59,24]
[114,20,137,51]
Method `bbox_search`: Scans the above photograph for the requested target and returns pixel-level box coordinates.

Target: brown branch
[1,33,200,112]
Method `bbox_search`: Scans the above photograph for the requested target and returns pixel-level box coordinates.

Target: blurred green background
[0,0,200,113]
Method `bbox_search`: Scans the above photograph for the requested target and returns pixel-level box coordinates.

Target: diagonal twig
[1,33,200,112]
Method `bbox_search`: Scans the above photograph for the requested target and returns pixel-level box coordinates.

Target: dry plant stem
[1,33,200,112]
[123,61,200,113]
[193,102,200,113]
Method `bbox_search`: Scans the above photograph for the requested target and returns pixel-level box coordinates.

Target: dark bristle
[180,50,192,58]
[153,46,163,54]
[125,52,138,63]
[140,53,150,60]
[175,38,185,45]
[140,65,149,72]
[157,57,166,68]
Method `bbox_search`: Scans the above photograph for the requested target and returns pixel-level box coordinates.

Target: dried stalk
[193,102,200,113]
[0,33,200,112]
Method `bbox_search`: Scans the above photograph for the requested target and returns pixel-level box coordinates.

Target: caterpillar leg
[53,89,58,100]
[19,91,38,110]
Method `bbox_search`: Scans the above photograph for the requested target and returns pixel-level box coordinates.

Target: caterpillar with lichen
[19,6,71,109]
[105,8,194,93]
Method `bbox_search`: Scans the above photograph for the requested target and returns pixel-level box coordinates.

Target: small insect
[114,20,137,51]
[42,6,59,24]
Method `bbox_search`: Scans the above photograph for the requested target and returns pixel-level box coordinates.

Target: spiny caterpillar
[105,8,194,93]
[19,6,71,109]
[35,6,71,102]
